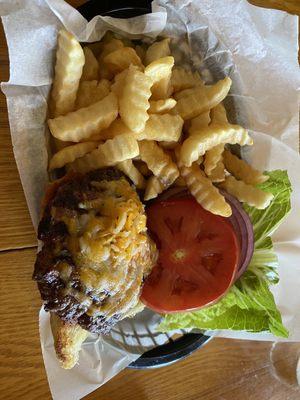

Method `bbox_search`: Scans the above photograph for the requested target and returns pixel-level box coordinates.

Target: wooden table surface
[0,1,299,399]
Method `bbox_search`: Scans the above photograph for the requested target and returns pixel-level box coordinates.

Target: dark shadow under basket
[77,0,212,369]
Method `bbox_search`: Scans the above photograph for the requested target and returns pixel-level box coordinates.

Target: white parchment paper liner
[0,1,299,399]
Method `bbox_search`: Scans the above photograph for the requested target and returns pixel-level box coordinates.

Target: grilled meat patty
[33,168,157,334]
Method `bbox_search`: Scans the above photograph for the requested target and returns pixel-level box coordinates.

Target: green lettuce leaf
[158,170,291,338]
[244,169,292,249]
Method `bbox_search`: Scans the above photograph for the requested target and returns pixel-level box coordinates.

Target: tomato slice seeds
[141,197,240,313]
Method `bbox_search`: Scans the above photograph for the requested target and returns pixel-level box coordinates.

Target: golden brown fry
[171,67,204,92]
[159,141,178,150]
[175,77,232,120]
[50,29,85,117]
[119,65,152,133]
[49,141,99,170]
[152,75,173,100]
[219,176,273,209]
[81,47,99,81]
[148,98,177,114]
[210,102,228,124]
[70,134,139,173]
[144,56,174,99]
[139,140,179,187]
[97,133,138,166]
[180,123,253,167]
[189,112,211,135]
[208,159,225,183]
[145,38,171,65]
[144,56,174,82]
[48,92,118,142]
[116,35,133,48]
[144,176,165,201]
[136,114,183,142]
[75,79,111,109]
[98,38,124,80]
[223,149,269,185]
[204,143,225,175]
[178,161,231,217]
[116,160,146,189]
[99,38,124,59]
[104,47,143,74]
[173,82,209,101]
[96,118,134,141]
[173,87,197,100]
[111,69,128,97]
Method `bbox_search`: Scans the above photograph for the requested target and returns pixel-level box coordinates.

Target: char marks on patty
[33,168,157,334]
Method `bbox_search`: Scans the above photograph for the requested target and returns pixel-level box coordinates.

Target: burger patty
[33,168,156,334]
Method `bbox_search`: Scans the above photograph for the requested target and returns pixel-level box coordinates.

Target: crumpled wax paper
[0,0,299,399]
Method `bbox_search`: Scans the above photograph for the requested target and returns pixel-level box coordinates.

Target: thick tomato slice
[141,197,240,313]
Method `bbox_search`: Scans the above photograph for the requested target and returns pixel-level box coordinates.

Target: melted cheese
[55,178,155,318]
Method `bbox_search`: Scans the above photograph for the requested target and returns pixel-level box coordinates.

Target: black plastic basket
[77,0,211,369]
[78,0,152,19]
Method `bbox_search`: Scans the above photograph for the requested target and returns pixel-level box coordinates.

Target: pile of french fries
[47,29,274,217]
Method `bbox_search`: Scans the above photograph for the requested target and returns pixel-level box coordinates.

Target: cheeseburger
[33,169,157,368]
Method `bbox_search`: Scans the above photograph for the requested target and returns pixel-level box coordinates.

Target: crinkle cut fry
[119,65,152,133]
[69,134,139,173]
[178,161,231,217]
[139,140,179,187]
[136,113,183,142]
[144,176,165,201]
[50,29,85,117]
[180,123,253,167]
[204,143,225,176]
[49,141,99,170]
[116,160,146,189]
[219,175,273,209]
[223,149,269,185]
[175,77,232,120]
[48,92,118,142]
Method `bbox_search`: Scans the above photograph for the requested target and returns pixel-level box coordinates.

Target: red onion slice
[222,191,254,280]
[156,187,254,281]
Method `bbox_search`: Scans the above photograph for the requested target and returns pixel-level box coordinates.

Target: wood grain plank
[67,0,87,7]
[84,339,300,400]
[0,23,36,250]
[249,0,300,15]
[0,248,50,400]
